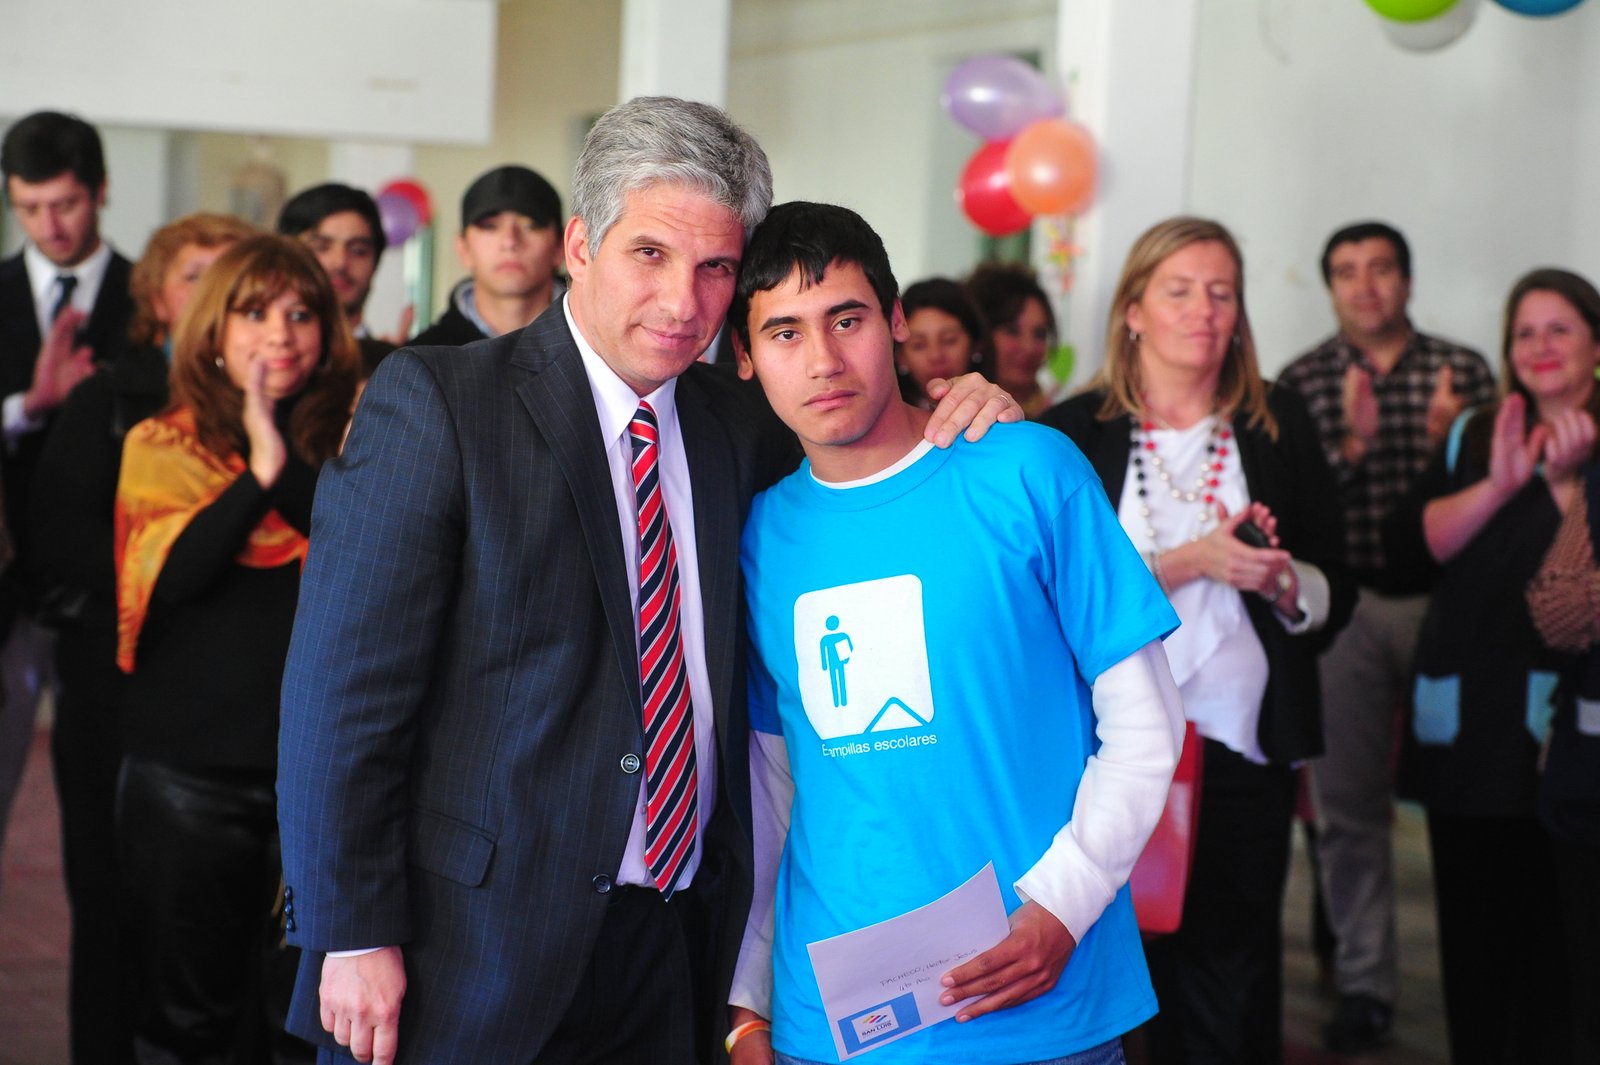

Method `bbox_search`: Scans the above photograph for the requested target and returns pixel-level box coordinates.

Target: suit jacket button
[620,753,642,774]
[592,874,613,894]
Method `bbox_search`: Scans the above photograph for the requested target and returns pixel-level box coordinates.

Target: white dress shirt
[563,296,718,890]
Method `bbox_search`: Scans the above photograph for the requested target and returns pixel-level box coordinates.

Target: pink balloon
[1005,120,1096,216]
[942,55,1065,142]
[376,189,422,247]
[956,140,1033,237]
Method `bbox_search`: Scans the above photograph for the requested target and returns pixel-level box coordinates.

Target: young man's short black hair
[731,201,899,350]
[277,183,388,260]
[1320,221,1411,285]
[1,111,106,191]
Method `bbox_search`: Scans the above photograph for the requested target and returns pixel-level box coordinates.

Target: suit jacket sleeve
[279,350,465,952]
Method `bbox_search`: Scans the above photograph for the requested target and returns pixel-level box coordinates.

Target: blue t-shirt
[742,422,1178,1064]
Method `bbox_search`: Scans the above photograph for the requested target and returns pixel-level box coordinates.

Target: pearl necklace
[1130,415,1231,546]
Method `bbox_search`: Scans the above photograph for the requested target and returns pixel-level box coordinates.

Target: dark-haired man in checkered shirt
[1278,221,1493,1056]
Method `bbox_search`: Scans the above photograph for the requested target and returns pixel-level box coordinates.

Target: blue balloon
[1494,0,1584,15]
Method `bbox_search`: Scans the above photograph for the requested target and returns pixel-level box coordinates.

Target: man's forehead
[306,211,375,243]
[6,172,93,205]
[611,182,744,241]
[1330,238,1398,270]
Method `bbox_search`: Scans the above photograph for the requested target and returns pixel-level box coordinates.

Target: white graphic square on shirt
[792,575,935,741]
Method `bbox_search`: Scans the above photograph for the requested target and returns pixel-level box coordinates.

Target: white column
[1055,0,1200,385]
[619,0,731,105]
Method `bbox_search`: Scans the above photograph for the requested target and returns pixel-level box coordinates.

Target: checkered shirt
[1277,328,1495,587]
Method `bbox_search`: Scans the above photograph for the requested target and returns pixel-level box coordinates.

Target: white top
[1117,417,1271,763]
[564,295,717,889]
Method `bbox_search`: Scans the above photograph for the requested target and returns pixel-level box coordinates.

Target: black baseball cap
[460,165,562,231]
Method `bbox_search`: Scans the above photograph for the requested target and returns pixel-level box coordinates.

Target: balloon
[1364,0,1459,20]
[1005,120,1096,217]
[1494,0,1584,15]
[956,140,1032,237]
[942,55,1065,142]
[376,189,422,247]
[1383,0,1480,48]
[379,178,433,226]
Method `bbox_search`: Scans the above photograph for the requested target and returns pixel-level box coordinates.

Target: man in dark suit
[278,96,1014,1065]
[0,109,133,1065]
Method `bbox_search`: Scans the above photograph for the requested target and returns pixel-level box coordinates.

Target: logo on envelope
[792,575,935,740]
[839,993,921,1054]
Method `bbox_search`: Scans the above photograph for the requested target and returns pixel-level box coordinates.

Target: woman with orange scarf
[112,233,358,1063]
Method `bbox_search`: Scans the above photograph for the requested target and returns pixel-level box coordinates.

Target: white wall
[1189,0,1598,376]
[729,0,1057,284]
[0,0,497,145]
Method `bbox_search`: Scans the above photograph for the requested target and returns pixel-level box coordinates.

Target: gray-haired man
[276,96,1016,1065]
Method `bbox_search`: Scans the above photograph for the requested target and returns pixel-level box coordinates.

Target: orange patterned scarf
[114,407,307,672]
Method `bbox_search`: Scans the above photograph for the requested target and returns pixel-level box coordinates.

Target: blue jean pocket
[1527,671,1559,743]
[1413,674,1460,745]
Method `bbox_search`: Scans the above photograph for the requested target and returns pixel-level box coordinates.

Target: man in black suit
[277,96,1014,1065]
[0,109,133,1064]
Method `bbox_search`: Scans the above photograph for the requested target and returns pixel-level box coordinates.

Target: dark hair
[730,201,898,349]
[966,262,1057,343]
[1320,221,1410,285]
[898,277,991,399]
[276,183,387,260]
[1500,268,1600,406]
[1,111,106,191]
[169,234,359,466]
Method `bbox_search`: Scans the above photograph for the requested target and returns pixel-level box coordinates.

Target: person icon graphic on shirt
[820,616,854,708]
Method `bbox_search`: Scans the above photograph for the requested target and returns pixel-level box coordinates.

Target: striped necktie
[628,402,698,896]
[51,274,79,322]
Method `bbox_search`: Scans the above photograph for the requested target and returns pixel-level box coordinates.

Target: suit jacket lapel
[675,377,739,759]
[510,311,641,719]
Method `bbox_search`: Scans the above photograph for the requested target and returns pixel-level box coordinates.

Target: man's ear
[732,330,756,381]
[890,298,910,344]
[454,231,472,271]
[563,216,590,284]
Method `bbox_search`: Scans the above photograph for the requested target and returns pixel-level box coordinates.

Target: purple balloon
[376,189,422,247]
[942,54,1065,141]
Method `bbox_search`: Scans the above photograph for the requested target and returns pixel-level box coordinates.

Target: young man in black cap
[411,164,565,346]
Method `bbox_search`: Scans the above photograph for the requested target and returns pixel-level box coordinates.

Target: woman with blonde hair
[112,233,357,1062]
[33,210,255,1064]
[1043,216,1353,1065]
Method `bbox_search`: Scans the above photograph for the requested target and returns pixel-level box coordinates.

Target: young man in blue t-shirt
[722,201,1185,1065]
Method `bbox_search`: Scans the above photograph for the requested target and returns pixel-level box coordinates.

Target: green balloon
[1365,0,1459,20]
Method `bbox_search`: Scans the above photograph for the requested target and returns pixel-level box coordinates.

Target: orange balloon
[1005,119,1096,216]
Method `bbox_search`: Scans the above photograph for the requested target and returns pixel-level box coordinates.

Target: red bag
[1129,722,1203,935]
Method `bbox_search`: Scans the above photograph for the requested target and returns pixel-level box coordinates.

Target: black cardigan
[1041,383,1356,763]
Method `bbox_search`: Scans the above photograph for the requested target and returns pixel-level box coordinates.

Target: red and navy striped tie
[629,402,698,896]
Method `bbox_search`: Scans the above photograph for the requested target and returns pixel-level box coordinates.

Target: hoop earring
[1129,329,1141,343]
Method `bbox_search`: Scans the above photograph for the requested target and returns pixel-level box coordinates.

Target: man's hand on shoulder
[923,372,1023,447]
[321,946,406,1065]
[938,900,1076,1022]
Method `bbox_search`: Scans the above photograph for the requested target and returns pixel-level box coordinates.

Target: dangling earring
[896,363,909,377]
[215,356,224,369]
[1129,328,1141,343]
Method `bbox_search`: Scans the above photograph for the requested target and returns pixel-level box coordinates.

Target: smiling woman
[109,233,359,1061]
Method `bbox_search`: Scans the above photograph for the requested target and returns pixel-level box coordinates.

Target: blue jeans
[774,1035,1125,1065]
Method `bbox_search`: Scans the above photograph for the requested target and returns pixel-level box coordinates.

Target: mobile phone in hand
[1234,520,1271,549]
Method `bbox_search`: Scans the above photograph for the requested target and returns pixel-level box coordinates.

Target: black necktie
[51,274,79,323]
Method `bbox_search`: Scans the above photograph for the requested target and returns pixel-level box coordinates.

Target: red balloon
[957,140,1032,237]
[378,178,433,227]
[1006,120,1096,216]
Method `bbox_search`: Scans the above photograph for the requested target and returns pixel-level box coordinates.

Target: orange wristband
[724,1019,771,1053]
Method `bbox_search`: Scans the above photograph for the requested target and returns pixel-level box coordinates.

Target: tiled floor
[0,729,1447,1064]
